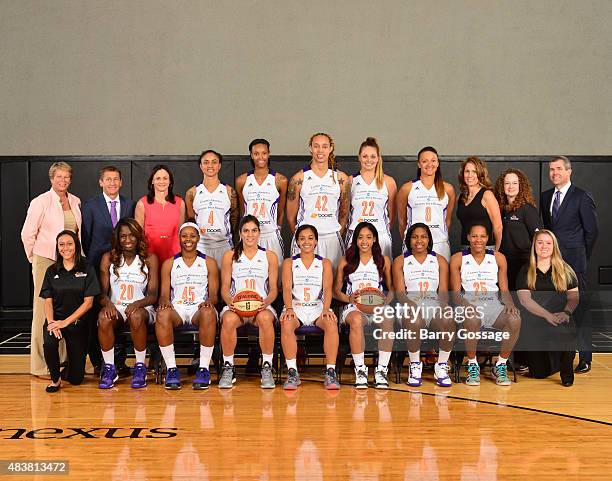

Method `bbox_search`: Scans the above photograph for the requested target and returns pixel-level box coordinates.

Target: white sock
[409,351,420,363]
[286,358,297,371]
[353,352,365,367]
[378,351,392,369]
[326,364,335,371]
[262,353,273,365]
[199,345,214,369]
[223,355,234,366]
[496,356,507,366]
[160,345,176,369]
[134,349,146,364]
[438,350,451,364]
[102,348,114,366]
[468,357,478,365]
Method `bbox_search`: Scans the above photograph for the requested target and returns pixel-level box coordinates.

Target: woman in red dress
[135,164,185,263]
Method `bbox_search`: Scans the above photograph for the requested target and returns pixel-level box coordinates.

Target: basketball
[232,289,264,317]
[354,287,386,314]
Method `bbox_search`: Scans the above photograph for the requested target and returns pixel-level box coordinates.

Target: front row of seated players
[96,216,522,390]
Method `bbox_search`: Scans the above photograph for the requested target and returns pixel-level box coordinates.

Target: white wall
[1,0,610,155]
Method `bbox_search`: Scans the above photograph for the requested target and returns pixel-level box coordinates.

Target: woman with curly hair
[493,169,542,290]
[456,157,503,251]
[97,218,159,389]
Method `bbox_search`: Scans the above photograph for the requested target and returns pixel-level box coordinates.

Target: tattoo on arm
[287,178,302,201]
[229,188,239,233]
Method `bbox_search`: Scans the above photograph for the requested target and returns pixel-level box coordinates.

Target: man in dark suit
[541,156,598,373]
[82,166,135,373]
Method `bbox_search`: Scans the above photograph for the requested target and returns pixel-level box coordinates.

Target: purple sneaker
[131,362,147,389]
[164,367,181,390]
[99,363,118,389]
[193,367,211,390]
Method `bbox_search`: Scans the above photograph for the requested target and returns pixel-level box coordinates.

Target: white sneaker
[434,362,452,387]
[374,366,389,389]
[354,366,368,389]
[407,361,423,387]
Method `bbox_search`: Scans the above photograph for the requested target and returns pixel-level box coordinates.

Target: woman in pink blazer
[21,162,82,377]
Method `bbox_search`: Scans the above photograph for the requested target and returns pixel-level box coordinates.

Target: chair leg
[394,351,406,384]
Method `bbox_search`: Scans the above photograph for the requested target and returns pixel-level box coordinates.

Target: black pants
[43,319,88,384]
[575,271,592,363]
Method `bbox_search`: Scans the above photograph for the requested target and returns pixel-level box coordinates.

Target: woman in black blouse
[493,168,541,290]
[516,230,579,386]
[456,156,502,251]
[40,230,100,392]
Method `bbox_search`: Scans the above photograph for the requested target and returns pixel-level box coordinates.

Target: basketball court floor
[1,353,611,480]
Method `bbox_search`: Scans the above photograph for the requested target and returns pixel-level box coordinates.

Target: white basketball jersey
[403,252,439,299]
[407,179,449,244]
[170,252,210,306]
[193,183,233,248]
[348,174,391,237]
[291,254,324,308]
[461,249,499,295]
[297,168,341,235]
[345,257,385,296]
[109,255,149,307]
[230,247,270,299]
[242,171,280,235]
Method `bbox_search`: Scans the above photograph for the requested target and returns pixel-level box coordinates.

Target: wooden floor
[1,354,611,480]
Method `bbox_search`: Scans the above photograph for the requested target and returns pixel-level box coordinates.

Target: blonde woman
[21,161,81,377]
[346,137,397,259]
[516,230,579,386]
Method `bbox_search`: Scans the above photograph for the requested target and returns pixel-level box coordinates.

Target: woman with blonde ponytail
[286,132,350,269]
[516,230,579,386]
[346,137,397,259]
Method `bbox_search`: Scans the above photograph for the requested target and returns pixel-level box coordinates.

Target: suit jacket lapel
[542,190,553,226]
[119,195,130,218]
[555,184,575,222]
[97,195,113,226]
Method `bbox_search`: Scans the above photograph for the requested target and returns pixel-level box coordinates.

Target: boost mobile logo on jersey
[207,228,222,233]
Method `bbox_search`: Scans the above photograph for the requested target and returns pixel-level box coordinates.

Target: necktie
[551,190,561,222]
[110,200,118,227]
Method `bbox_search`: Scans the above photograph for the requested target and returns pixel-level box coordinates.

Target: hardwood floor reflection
[1,371,611,480]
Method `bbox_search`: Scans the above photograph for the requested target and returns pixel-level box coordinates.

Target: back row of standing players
[104,133,520,391]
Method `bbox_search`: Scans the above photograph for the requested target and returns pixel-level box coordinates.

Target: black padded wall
[2,155,610,314]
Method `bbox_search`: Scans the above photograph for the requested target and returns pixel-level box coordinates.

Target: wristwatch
[563,310,572,316]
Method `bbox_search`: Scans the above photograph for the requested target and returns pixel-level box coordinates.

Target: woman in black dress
[456,156,502,250]
[516,230,579,386]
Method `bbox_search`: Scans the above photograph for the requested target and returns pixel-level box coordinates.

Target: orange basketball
[354,287,386,314]
[232,289,264,318]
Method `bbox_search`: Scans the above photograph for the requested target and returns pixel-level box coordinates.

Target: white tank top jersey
[230,247,270,299]
[403,252,439,299]
[242,171,280,235]
[170,252,210,306]
[345,257,385,296]
[297,168,341,236]
[291,254,324,309]
[348,174,391,238]
[109,255,149,307]
[193,183,233,248]
[460,249,499,295]
[407,179,449,244]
